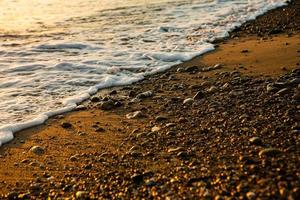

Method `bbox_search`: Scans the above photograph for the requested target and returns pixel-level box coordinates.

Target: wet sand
[0,1,300,199]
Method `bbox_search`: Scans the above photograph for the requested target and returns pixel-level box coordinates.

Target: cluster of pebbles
[3,63,299,199]
[231,0,300,37]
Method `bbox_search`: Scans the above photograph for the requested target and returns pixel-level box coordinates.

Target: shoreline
[0,0,293,148]
[1,0,300,199]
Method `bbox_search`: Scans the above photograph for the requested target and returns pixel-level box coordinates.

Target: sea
[0,0,289,145]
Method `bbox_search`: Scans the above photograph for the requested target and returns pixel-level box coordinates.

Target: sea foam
[0,0,290,146]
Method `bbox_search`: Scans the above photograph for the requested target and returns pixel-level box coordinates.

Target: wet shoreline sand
[0,0,300,199]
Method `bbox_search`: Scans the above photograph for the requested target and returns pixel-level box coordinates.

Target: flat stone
[7,191,19,199]
[276,88,289,95]
[249,137,262,145]
[177,151,189,158]
[151,126,161,132]
[266,84,276,92]
[185,66,198,72]
[29,183,42,192]
[131,174,143,184]
[168,147,183,153]
[193,91,204,99]
[183,98,194,105]
[213,63,223,69]
[30,146,45,155]
[91,96,101,102]
[109,90,117,95]
[136,91,153,99]
[207,86,218,93]
[61,122,72,129]
[289,78,300,85]
[99,100,114,110]
[259,148,282,157]
[155,116,167,122]
[75,105,87,111]
[126,111,144,119]
[69,154,79,162]
[75,191,89,199]
[95,127,105,132]
[246,191,256,200]
[145,179,156,187]
[166,123,176,127]
[128,150,142,157]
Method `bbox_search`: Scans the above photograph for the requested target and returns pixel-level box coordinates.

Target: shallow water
[0,0,288,145]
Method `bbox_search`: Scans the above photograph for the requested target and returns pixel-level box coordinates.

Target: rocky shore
[0,0,300,199]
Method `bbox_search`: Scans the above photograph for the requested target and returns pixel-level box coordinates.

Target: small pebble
[61,122,72,129]
[249,137,262,145]
[30,146,45,155]
[259,148,282,157]
[183,98,194,105]
[76,191,89,199]
[126,111,145,119]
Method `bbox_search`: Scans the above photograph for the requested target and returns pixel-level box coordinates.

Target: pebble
[168,147,183,153]
[176,67,184,72]
[109,90,117,95]
[21,159,31,164]
[291,77,300,83]
[136,132,146,138]
[201,81,212,87]
[61,122,72,129]
[131,174,144,184]
[213,63,223,70]
[166,123,176,128]
[136,91,153,99]
[75,105,87,111]
[95,127,105,132]
[246,191,256,200]
[266,83,276,92]
[29,161,40,167]
[259,148,282,157]
[155,116,167,122]
[30,146,45,155]
[128,150,142,157]
[98,100,115,110]
[193,91,204,99]
[69,154,79,162]
[126,111,145,119]
[17,193,31,199]
[166,131,177,136]
[206,86,218,93]
[177,151,189,158]
[183,98,194,105]
[249,137,262,145]
[276,88,289,95]
[185,66,198,72]
[76,191,89,199]
[151,126,161,132]
[145,179,156,187]
[6,191,18,199]
[29,183,42,192]
[91,96,101,102]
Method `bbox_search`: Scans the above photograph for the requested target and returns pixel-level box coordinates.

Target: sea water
[0,0,289,145]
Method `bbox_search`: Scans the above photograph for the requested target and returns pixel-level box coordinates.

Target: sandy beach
[0,0,299,199]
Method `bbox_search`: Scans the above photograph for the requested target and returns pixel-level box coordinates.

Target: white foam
[0,0,290,146]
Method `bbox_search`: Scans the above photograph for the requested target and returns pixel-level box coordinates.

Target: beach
[0,0,300,199]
